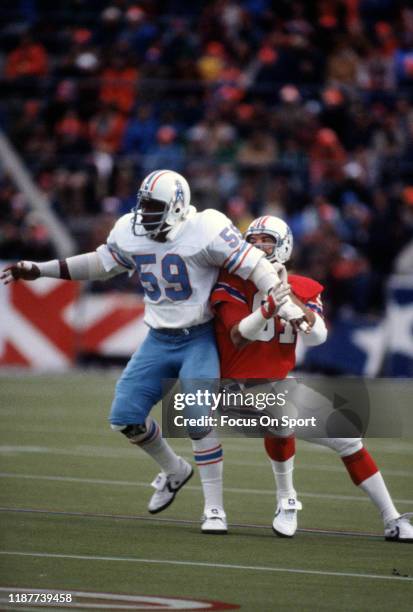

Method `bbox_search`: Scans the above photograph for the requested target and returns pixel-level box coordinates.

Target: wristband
[261,294,276,319]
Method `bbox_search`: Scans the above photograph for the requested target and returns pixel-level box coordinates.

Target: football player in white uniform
[2,169,308,534]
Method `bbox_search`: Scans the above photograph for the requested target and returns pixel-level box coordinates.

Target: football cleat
[148,458,193,514]
[272,496,302,538]
[201,508,228,534]
[385,513,413,543]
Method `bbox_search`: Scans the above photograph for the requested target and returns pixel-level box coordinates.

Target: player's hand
[272,282,291,312]
[1,261,41,284]
[261,283,290,319]
[277,299,311,333]
[289,315,311,333]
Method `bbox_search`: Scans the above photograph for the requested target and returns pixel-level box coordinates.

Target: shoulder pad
[107,213,134,247]
[288,274,324,302]
[200,209,233,234]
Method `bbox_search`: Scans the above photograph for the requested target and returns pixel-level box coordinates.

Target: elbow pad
[67,252,126,280]
[299,314,327,346]
[66,252,116,280]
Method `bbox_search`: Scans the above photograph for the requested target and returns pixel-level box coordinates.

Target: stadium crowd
[1,0,413,317]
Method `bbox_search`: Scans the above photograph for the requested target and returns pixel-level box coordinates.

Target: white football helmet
[132,169,191,238]
[245,216,293,264]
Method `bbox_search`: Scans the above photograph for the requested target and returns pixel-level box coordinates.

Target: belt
[150,320,212,336]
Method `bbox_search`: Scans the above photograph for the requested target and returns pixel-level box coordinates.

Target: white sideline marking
[1,472,412,505]
[0,550,411,583]
[0,444,412,478]
[2,437,413,458]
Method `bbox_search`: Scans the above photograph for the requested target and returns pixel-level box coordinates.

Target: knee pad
[311,437,363,457]
[191,428,218,449]
[110,422,147,444]
[188,427,212,441]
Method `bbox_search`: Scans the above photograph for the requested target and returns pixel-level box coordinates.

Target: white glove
[277,299,304,321]
[263,282,291,318]
[278,298,311,333]
[238,283,291,341]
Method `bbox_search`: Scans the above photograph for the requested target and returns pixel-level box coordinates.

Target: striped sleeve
[306,294,324,318]
[202,210,264,280]
[96,215,136,273]
[107,243,135,270]
[96,243,135,272]
[222,241,255,275]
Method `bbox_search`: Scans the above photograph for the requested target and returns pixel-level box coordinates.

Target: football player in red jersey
[211,216,413,542]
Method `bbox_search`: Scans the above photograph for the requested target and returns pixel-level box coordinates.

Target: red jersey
[211,270,324,379]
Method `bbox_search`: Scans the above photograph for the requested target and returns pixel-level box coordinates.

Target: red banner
[0,277,145,369]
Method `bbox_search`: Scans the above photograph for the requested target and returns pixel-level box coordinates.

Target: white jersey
[97,207,264,329]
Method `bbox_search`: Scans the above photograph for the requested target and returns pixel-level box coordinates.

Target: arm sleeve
[305,294,325,319]
[201,210,265,279]
[35,252,126,280]
[35,215,134,281]
[248,256,279,293]
[67,251,126,280]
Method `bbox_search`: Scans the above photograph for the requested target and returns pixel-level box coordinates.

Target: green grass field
[0,372,412,611]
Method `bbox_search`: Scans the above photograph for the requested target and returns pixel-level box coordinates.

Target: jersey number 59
[134,254,192,301]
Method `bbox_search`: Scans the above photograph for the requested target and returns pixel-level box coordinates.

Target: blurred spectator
[142,125,185,174]
[119,6,159,56]
[237,130,278,168]
[122,105,159,155]
[88,105,126,154]
[5,33,48,80]
[100,53,139,113]
[326,39,360,85]
[226,196,254,233]
[310,128,347,187]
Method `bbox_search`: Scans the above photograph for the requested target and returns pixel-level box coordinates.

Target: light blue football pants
[109,321,220,438]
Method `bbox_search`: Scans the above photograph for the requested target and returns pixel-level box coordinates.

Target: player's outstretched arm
[1,252,125,285]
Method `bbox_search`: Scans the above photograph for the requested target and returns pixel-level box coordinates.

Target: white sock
[270,456,296,500]
[359,472,400,524]
[192,430,224,513]
[137,418,182,475]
